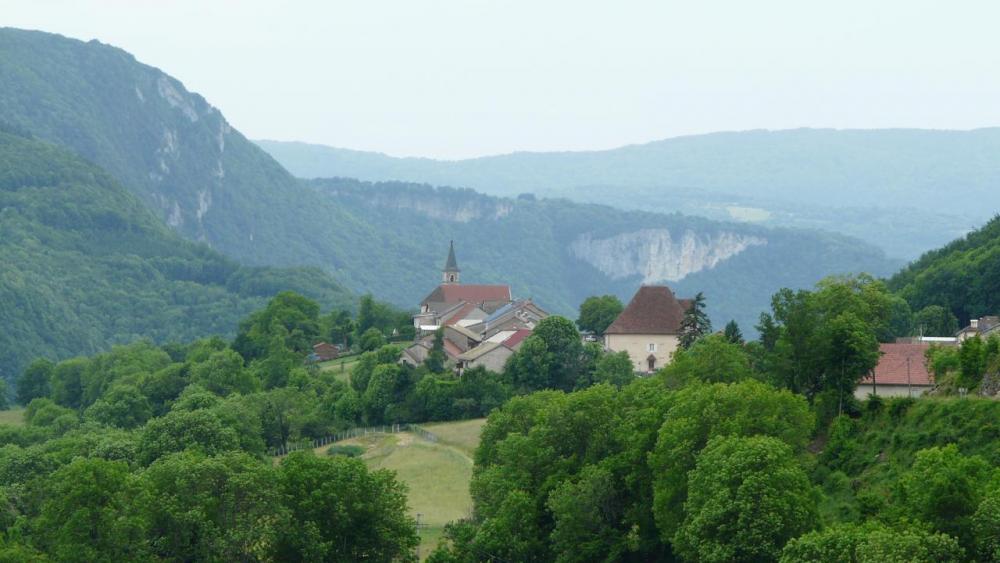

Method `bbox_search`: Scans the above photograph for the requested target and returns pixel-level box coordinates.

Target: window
[647,343,657,353]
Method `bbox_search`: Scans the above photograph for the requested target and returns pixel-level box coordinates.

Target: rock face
[570,229,767,282]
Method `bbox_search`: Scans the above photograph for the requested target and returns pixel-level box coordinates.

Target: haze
[6,0,1000,159]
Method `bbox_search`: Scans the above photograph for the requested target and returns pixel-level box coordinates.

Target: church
[403,242,549,372]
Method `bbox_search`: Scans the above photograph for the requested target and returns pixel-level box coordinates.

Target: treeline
[890,214,1000,328]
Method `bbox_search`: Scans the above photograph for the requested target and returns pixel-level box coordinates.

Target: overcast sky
[6,0,1000,159]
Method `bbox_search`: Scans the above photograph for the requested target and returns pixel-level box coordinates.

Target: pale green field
[317,355,359,384]
[423,418,486,457]
[0,408,25,426]
[328,418,486,559]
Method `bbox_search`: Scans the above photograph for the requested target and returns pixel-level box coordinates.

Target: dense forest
[0,28,898,334]
[0,128,353,382]
[259,130,1000,259]
[889,215,1000,326]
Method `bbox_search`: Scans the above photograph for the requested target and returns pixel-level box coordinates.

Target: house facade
[856,342,936,398]
[604,285,692,373]
[956,316,1000,342]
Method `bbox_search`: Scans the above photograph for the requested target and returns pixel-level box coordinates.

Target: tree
[973,489,1000,562]
[275,452,418,562]
[958,336,987,388]
[674,435,818,562]
[504,316,584,391]
[232,291,321,362]
[139,450,285,561]
[425,328,447,373]
[662,334,754,386]
[820,311,880,414]
[723,319,743,344]
[893,444,991,553]
[33,458,148,561]
[16,358,52,406]
[591,351,634,387]
[678,292,711,349]
[189,349,259,396]
[359,328,386,352]
[84,384,153,429]
[137,409,240,465]
[781,522,964,563]
[650,380,813,540]
[914,305,959,337]
[576,295,624,336]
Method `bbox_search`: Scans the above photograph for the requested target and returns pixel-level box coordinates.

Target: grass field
[316,355,359,384]
[0,408,24,426]
[323,418,486,559]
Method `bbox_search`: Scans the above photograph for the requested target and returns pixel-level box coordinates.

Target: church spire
[443,241,460,284]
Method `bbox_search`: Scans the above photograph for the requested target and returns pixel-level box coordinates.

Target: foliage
[661,334,754,385]
[723,319,744,343]
[275,452,419,562]
[504,316,585,392]
[678,292,712,349]
[780,522,965,563]
[576,295,624,336]
[674,435,818,562]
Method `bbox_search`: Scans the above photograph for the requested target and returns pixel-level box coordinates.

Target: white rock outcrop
[570,229,766,282]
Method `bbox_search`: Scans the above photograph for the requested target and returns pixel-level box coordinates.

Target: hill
[257,129,1000,259]
[0,128,353,381]
[0,28,899,337]
[888,215,1000,325]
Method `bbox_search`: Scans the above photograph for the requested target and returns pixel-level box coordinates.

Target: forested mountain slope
[259,129,1000,259]
[889,215,1000,325]
[0,28,898,339]
[0,129,353,381]
[310,178,899,331]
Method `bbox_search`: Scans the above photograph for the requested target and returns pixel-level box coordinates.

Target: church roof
[444,240,460,272]
[421,284,511,306]
[605,286,689,335]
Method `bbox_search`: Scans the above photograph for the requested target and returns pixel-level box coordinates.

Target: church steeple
[443,240,460,284]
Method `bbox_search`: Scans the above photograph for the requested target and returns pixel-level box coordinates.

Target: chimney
[972,319,980,329]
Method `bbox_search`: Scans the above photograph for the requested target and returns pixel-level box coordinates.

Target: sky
[5,0,1000,159]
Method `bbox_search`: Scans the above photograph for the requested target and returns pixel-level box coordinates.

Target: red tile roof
[421,284,511,306]
[442,302,478,326]
[605,286,688,335]
[861,343,933,386]
[443,339,464,360]
[502,329,533,350]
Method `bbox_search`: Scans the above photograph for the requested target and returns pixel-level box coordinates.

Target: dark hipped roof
[421,284,511,306]
[605,285,688,335]
[861,343,934,386]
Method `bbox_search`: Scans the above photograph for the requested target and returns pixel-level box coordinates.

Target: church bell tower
[442,240,460,284]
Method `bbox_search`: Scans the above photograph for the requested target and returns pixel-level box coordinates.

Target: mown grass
[423,418,486,457]
[317,355,359,384]
[324,418,486,559]
[0,408,25,426]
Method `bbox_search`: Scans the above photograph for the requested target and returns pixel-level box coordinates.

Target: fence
[270,423,439,456]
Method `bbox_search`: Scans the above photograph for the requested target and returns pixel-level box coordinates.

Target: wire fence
[270,423,439,456]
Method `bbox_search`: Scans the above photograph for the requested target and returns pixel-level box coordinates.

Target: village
[309,242,997,401]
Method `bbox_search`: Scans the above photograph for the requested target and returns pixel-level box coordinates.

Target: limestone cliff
[570,229,766,282]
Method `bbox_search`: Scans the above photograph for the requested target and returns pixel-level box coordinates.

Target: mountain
[0,128,353,381]
[0,28,899,344]
[308,178,899,333]
[257,129,1000,260]
[888,215,1000,325]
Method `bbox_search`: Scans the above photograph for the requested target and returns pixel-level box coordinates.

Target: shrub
[327,444,364,458]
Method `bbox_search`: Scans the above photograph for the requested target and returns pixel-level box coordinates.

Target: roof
[457,341,511,362]
[861,343,933,386]
[442,302,479,326]
[605,286,688,335]
[444,241,460,272]
[445,324,482,342]
[443,339,464,360]
[421,284,512,306]
[502,329,532,349]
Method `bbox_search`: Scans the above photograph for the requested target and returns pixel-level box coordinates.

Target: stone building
[604,285,692,373]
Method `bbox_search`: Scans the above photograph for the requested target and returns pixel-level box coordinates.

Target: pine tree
[724,319,743,344]
[679,292,712,349]
[425,328,447,373]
